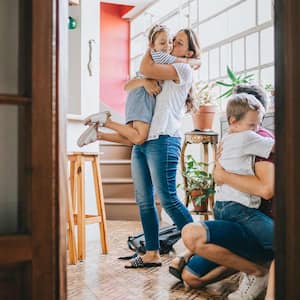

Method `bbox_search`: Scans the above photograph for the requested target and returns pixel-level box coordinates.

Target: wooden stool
[180,130,218,220]
[67,179,77,264]
[68,152,108,261]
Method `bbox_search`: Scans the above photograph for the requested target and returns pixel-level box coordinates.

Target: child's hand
[144,79,161,96]
[213,161,225,185]
[191,64,201,70]
[188,58,201,70]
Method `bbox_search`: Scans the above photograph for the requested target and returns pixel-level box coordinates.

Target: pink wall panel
[100,3,132,115]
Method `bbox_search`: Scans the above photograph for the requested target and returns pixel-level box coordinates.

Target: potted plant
[216,65,254,99]
[264,83,275,111]
[264,83,275,94]
[191,81,219,130]
[180,154,215,212]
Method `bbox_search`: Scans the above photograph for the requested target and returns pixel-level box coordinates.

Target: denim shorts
[186,219,274,277]
[125,87,155,124]
[214,201,274,250]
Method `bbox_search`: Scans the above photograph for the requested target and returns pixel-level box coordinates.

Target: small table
[180,130,218,220]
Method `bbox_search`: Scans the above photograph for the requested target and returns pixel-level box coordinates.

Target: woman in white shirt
[124,29,201,268]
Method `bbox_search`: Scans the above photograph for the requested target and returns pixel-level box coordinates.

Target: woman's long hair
[178,28,201,111]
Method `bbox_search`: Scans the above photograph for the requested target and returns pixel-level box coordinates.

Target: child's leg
[182,264,236,289]
[77,124,134,147]
[97,131,133,146]
[265,260,275,300]
[214,201,274,251]
[105,119,149,145]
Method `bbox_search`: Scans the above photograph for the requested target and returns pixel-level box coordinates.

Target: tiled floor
[67,221,240,300]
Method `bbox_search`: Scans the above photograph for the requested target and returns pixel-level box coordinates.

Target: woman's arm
[124,77,161,96]
[140,49,180,81]
[213,160,274,199]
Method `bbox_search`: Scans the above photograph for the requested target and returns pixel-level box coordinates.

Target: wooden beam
[0,95,31,105]
[275,0,300,298]
[0,235,32,264]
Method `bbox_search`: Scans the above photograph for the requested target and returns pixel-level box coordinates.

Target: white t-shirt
[147,63,193,140]
[215,130,274,208]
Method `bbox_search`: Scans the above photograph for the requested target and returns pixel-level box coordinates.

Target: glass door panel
[0,104,29,234]
[0,0,31,96]
[0,0,19,94]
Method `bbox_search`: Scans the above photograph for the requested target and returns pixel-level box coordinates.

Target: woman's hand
[143,79,161,96]
[213,161,226,185]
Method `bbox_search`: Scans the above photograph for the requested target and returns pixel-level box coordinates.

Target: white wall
[67,0,101,213]
[67,0,100,152]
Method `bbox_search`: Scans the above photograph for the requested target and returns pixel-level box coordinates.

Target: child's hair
[226,93,265,123]
[148,24,169,44]
[233,84,268,110]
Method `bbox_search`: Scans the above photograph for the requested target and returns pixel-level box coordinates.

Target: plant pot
[190,189,209,212]
[192,105,217,130]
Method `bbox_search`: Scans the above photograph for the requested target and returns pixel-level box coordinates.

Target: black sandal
[124,255,162,269]
[168,256,187,281]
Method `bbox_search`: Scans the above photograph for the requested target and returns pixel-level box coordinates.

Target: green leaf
[217,88,233,99]
[198,171,209,176]
[193,194,207,205]
[226,65,237,82]
[187,161,194,168]
[243,74,254,80]
[216,81,233,87]
[241,79,250,83]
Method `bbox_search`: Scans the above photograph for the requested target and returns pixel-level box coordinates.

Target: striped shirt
[150,49,177,64]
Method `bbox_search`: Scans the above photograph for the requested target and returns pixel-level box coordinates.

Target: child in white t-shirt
[77,24,201,147]
[214,93,275,241]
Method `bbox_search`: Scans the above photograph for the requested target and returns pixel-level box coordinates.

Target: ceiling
[100,0,156,19]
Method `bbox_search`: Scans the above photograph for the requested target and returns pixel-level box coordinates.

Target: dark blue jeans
[131,135,193,251]
[186,202,274,277]
[214,201,274,250]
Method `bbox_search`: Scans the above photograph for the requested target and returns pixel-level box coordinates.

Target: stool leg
[212,143,218,162]
[203,143,209,172]
[67,178,77,264]
[77,157,86,261]
[92,156,108,254]
[69,159,76,212]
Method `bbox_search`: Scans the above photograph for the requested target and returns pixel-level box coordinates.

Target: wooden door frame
[275,0,300,298]
[30,0,67,298]
[0,0,67,299]
[57,0,68,298]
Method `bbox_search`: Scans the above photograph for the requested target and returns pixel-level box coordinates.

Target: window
[130,0,274,96]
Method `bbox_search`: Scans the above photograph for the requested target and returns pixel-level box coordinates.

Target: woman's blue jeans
[131,135,193,251]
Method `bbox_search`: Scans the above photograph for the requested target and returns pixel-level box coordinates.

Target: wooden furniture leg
[92,156,108,254]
